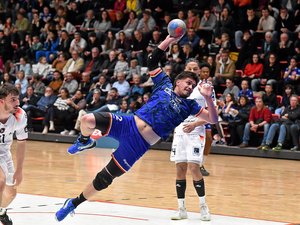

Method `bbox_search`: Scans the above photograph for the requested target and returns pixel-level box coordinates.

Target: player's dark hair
[174,71,199,85]
[0,83,19,99]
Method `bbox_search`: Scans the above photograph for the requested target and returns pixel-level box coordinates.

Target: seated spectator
[35,30,59,63]
[258,31,278,61]
[275,7,295,38]
[227,96,252,146]
[124,74,144,101]
[29,74,45,97]
[89,74,111,101]
[179,28,200,49]
[283,57,300,94]
[0,73,14,85]
[115,31,131,54]
[220,78,240,101]
[146,30,162,55]
[239,97,272,148]
[103,30,116,54]
[32,56,52,80]
[136,9,156,37]
[51,52,68,74]
[59,72,79,96]
[213,49,236,93]
[116,11,138,38]
[17,57,32,78]
[194,38,209,62]
[78,72,92,98]
[56,30,71,56]
[261,84,278,112]
[126,59,141,81]
[95,9,112,43]
[116,99,132,114]
[277,32,294,62]
[255,8,276,42]
[112,52,129,80]
[166,43,185,74]
[58,16,77,36]
[79,9,99,35]
[48,71,63,95]
[81,47,103,79]
[62,50,84,78]
[242,53,263,82]
[15,70,29,95]
[275,84,294,115]
[262,95,300,151]
[130,30,149,67]
[94,87,122,112]
[251,53,280,93]
[83,33,103,61]
[25,86,57,131]
[238,79,254,104]
[69,32,87,55]
[42,88,71,134]
[110,11,126,34]
[19,86,40,110]
[215,7,235,38]
[198,9,217,44]
[26,35,43,63]
[112,71,130,97]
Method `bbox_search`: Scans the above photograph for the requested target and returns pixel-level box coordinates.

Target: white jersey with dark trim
[0,108,28,156]
[174,81,216,135]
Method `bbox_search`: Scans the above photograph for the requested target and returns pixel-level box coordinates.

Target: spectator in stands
[93,50,118,82]
[69,32,87,55]
[57,30,71,55]
[40,6,52,24]
[185,9,200,31]
[112,71,130,97]
[42,87,71,134]
[89,74,112,101]
[221,78,240,101]
[283,57,300,94]
[242,53,264,83]
[0,29,13,62]
[158,12,172,39]
[15,70,28,95]
[262,95,300,151]
[215,7,235,38]
[83,32,103,61]
[95,9,112,43]
[277,32,294,61]
[30,74,45,97]
[94,87,122,113]
[239,97,272,148]
[238,79,254,104]
[194,38,209,62]
[111,11,126,34]
[261,84,278,112]
[78,72,92,98]
[20,86,40,110]
[103,30,116,54]
[213,49,236,92]
[0,73,14,85]
[36,30,60,63]
[275,84,295,115]
[80,10,99,35]
[117,11,138,39]
[179,28,200,49]
[112,52,129,80]
[51,52,68,74]
[166,43,185,74]
[81,47,103,79]
[58,16,77,36]
[130,30,149,67]
[146,30,162,54]
[116,99,132,114]
[48,70,63,95]
[252,53,280,93]
[62,50,84,78]
[126,59,141,81]
[235,7,259,49]
[136,9,156,37]
[212,0,232,18]
[198,9,217,44]
[115,31,131,55]
[256,8,276,42]
[125,74,144,101]
[13,12,30,45]
[124,0,142,17]
[25,86,57,131]
[59,72,78,96]
[114,0,126,13]
[227,95,252,146]
[275,7,295,37]
[17,57,32,78]
[31,12,44,37]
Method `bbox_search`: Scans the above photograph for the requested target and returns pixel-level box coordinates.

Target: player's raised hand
[198,80,213,98]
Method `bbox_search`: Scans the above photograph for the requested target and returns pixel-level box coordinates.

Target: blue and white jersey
[135,69,203,140]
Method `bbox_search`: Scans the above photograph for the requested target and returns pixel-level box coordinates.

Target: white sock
[0,208,6,215]
[177,199,185,209]
[199,196,206,205]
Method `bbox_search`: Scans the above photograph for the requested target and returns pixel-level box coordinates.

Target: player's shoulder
[13,107,27,122]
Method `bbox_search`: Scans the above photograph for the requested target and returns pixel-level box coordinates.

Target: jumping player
[0,83,28,225]
[170,61,215,221]
[55,35,218,222]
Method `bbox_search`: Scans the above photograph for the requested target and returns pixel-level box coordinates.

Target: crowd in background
[1,0,300,151]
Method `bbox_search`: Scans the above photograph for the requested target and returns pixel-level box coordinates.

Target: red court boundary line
[10,211,148,221]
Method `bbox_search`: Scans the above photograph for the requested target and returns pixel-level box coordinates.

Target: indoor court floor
[8,140,300,225]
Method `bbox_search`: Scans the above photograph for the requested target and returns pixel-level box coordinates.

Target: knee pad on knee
[93,169,113,191]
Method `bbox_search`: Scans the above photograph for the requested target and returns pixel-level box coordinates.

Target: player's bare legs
[0,169,14,225]
[201,130,212,176]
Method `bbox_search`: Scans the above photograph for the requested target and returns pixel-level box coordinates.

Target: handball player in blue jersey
[55,35,218,222]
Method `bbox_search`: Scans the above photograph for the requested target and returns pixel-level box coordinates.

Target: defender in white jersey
[170,61,216,221]
[0,83,28,225]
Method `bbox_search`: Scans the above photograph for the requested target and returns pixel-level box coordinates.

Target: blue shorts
[108,114,150,172]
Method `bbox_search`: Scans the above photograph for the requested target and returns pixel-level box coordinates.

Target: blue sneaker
[68,137,96,154]
[55,198,76,221]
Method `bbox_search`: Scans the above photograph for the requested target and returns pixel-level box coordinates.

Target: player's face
[176,78,196,97]
[2,94,20,114]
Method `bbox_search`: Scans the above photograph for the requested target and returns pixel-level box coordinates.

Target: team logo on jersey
[0,128,5,133]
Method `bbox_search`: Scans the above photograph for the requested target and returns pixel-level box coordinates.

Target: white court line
[8,193,289,225]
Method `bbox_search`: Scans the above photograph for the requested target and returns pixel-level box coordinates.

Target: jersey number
[0,134,5,143]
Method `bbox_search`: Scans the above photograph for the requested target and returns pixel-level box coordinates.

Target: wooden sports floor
[10,140,300,224]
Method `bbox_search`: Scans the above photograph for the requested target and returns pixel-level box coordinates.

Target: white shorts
[170,129,206,164]
[0,154,15,186]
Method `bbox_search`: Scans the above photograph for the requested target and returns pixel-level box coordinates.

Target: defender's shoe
[0,210,12,225]
[68,137,96,154]
[55,198,76,222]
[171,208,188,220]
[200,166,210,176]
[200,203,211,221]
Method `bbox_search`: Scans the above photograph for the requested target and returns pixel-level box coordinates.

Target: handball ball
[167,19,186,38]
